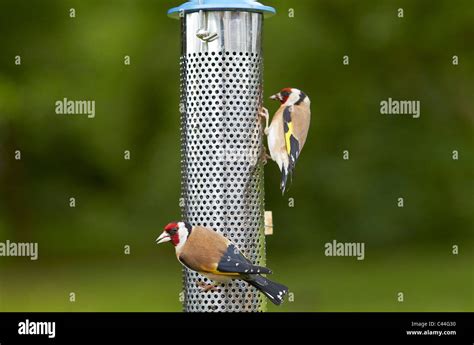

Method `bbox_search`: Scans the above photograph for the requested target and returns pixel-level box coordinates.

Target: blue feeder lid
[168,0,276,19]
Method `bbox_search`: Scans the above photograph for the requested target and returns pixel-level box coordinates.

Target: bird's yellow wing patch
[285,121,294,156]
[193,260,240,276]
[283,106,300,168]
[207,268,240,276]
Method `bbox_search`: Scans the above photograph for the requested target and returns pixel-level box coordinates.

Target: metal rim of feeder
[169,0,275,312]
[168,0,276,18]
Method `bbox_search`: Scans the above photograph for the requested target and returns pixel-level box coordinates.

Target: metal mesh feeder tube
[169,0,275,312]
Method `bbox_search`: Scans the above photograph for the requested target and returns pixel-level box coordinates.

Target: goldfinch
[156,221,289,306]
[260,88,311,194]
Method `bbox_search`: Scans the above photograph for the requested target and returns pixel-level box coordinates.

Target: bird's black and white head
[156,221,192,250]
[270,88,310,106]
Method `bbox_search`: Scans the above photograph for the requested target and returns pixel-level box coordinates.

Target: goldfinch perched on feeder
[260,88,311,194]
[156,221,289,306]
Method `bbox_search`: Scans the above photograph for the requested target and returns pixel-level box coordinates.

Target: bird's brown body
[176,226,236,282]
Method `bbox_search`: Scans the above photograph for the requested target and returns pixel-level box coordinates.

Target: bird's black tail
[245,275,289,306]
[281,161,296,195]
[280,167,288,195]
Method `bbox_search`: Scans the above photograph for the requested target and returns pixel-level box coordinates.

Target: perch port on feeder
[168,0,276,312]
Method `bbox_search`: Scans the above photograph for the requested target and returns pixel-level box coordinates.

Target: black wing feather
[217,244,272,275]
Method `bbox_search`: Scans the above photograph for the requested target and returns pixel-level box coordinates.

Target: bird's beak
[270,93,280,101]
[156,231,171,244]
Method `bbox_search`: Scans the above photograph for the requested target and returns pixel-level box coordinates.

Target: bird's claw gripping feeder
[168,0,276,312]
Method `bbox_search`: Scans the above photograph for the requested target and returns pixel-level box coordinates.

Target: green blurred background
[0,0,472,312]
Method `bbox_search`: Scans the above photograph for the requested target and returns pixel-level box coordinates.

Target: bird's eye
[169,228,177,235]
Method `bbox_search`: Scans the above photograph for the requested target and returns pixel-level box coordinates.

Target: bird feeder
[168,0,276,312]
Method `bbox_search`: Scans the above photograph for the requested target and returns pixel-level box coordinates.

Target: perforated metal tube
[179,10,267,312]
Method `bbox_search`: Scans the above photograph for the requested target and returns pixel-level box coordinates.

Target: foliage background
[0,0,472,311]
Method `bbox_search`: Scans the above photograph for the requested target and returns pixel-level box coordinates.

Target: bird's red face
[270,88,309,106]
[156,221,192,247]
[157,222,181,246]
[270,88,292,104]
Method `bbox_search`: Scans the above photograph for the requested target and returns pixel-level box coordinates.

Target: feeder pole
[168,0,276,312]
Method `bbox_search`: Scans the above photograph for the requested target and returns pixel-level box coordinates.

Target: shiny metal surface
[183,11,262,54]
[179,11,266,312]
